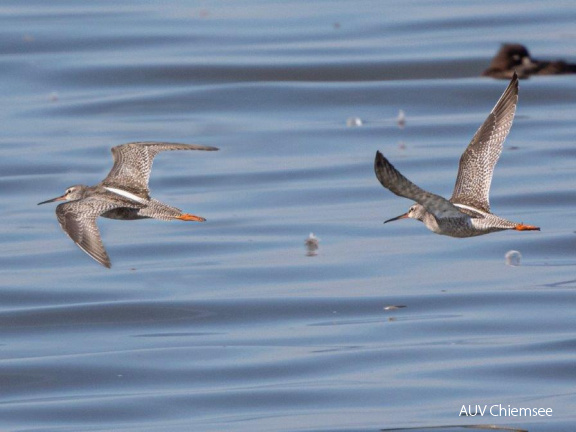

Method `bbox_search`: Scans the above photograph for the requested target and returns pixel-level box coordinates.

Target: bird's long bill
[384,212,408,224]
[37,195,66,205]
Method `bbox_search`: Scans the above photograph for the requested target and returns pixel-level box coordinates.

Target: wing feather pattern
[450,73,518,212]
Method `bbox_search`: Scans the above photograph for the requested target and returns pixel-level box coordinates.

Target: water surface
[1,1,575,431]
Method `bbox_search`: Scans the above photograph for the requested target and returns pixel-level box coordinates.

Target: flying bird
[374,72,539,237]
[38,142,218,268]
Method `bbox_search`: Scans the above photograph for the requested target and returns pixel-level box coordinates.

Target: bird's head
[499,44,533,69]
[384,203,427,224]
[38,185,88,205]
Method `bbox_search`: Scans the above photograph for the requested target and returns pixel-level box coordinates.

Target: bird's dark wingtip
[511,70,519,87]
[374,150,395,188]
[374,150,391,172]
[98,257,112,268]
[374,151,382,170]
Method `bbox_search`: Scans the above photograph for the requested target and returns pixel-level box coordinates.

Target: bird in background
[38,142,218,268]
[483,43,576,79]
[374,72,540,237]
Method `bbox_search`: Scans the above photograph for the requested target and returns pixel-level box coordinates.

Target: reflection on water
[0,0,575,431]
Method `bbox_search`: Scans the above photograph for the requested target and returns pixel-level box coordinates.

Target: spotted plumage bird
[374,72,539,237]
[38,142,218,268]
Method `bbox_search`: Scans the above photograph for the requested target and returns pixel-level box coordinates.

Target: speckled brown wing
[450,72,518,213]
[100,142,219,199]
[374,151,463,220]
[55,195,143,268]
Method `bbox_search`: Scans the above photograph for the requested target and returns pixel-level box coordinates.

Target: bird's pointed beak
[38,195,67,205]
[384,212,409,224]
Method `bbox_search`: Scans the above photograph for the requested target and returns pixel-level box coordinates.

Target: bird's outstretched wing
[56,195,143,268]
[100,142,219,199]
[374,151,463,219]
[450,72,518,213]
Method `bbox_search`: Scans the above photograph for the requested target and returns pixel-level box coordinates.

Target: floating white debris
[48,91,59,102]
[346,117,363,127]
[397,109,406,129]
[505,250,522,266]
[305,232,319,256]
[384,305,407,311]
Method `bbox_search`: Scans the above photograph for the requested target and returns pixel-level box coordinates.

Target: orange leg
[176,213,206,222]
[515,223,540,231]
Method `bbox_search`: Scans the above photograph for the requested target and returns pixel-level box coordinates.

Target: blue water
[1,1,575,431]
